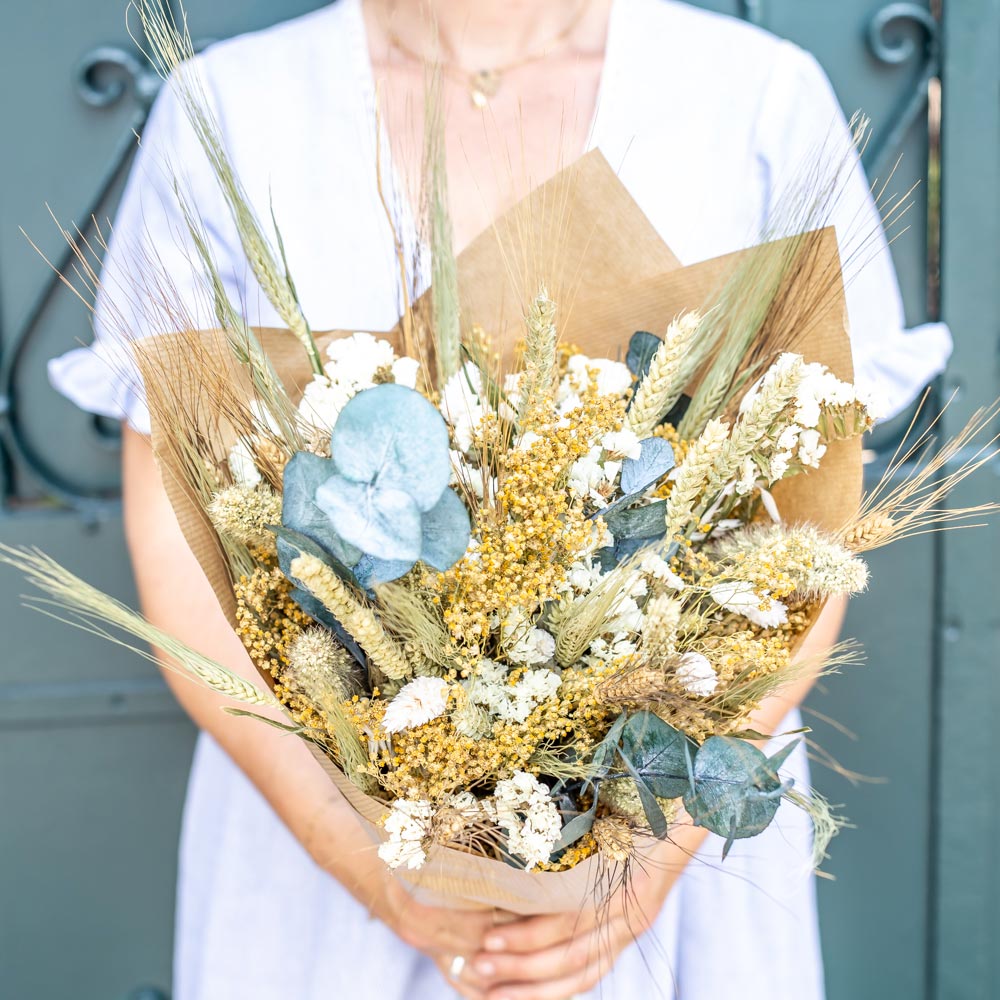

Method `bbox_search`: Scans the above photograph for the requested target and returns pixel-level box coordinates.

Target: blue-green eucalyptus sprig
[281,384,471,587]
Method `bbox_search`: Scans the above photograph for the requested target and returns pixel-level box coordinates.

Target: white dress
[49,2,952,998]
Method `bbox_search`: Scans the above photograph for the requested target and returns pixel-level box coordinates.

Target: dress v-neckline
[340,0,622,269]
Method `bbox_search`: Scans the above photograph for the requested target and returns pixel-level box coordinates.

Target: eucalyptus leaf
[590,712,628,774]
[683,736,798,850]
[625,330,662,379]
[330,384,451,511]
[620,438,675,497]
[353,554,415,590]
[616,752,669,839]
[603,501,669,541]
[619,711,696,799]
[315,475,423,563]
[282,451,362,567]
[419,488,472,570]
[552,796,599,852]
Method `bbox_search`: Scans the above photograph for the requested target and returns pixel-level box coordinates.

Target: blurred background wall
[0,1,996,998]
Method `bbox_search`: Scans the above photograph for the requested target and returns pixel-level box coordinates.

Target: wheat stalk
[131,0,323,374]
[664,417,731,538]
[626,312,701,438]
[703,355,803,498]
[0,546,279,706]
[517,286,558,426]
[838,398,1000,552]
[289,554,411,681]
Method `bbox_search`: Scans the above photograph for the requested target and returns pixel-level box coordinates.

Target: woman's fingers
[471,924,631,984]
[435,953,491,1000]
[392,893,497,957]
[481,910,592,955]
[482,957,608,1000]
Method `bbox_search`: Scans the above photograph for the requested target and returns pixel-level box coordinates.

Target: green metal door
[1,2,995,998]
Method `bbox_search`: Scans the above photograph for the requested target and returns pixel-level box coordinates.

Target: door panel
[0,2,969,998]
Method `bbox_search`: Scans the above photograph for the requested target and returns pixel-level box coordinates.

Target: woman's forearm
[121,425,376,887]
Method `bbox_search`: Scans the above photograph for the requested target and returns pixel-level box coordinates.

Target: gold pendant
[469,69,501,109]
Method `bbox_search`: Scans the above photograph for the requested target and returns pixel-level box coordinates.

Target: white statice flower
[563,557,605,595]
[776,423,803,453]
[675,651,719,697]
[797,428,827,469]
[640,553,687,591]
[601,428,643,460]
[564,354,633,398]
[228,438,263,487]
[710,580,788,628]
[735,456,759,496]
[227,401,282,486]
[489,771,562,870]
[381,677,451,734]
[794,361,859,429]
[392,355,420,388]
[768,450,793,482]
[441,362,486,453]
[568,446,611,506]
[378,798,433,870]
[517,429,542,451]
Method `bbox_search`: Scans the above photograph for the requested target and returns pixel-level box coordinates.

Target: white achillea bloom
[710,580,789,628]
[505,627,557,666]
[381,677,451,734]
[298,333,420,430]
[489,771,562,870]
[325,331,393,382]
[464,661,561,724]
[601,428,643,460]
[378,799,433,870]
[675,651,719,697]
[297,373,355,429]
[563,354,633,398]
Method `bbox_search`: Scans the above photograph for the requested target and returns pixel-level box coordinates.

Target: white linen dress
[49,1,952,997]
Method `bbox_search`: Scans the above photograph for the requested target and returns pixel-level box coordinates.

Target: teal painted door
[1,2,994,998]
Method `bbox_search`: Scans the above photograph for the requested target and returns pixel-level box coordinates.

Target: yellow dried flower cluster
[234,565,311,679]
[435,394,624,651]
[536,832,598,871]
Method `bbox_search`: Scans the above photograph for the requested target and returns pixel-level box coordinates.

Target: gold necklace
[383,1,591,109]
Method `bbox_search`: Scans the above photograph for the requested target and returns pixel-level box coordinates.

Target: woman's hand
[454,829,707,1000]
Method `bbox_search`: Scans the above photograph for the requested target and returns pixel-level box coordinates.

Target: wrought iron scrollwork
[863,3,941,177]
[0,42,163,509]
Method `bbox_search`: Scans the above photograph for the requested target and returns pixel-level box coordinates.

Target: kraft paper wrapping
[135,150,860,913]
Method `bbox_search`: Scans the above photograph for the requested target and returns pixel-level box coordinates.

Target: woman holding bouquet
[50,0,950,997]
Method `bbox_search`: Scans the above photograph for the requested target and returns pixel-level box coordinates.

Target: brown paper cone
[135,150,860,912]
